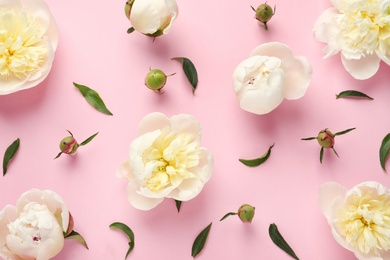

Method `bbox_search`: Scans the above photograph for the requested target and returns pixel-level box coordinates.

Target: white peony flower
[314,0,390,80]
[319,181,390,260]
[125,0,178,37]
[232,42,312,115]
[0,0,58,95]
[0,189,70,260]
[117,112,213,211]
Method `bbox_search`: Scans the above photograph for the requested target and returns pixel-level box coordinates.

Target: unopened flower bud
[253,3,275,30]
[317,129,335,149]
[238,204,255,223]
[145,69,168,92]
[65,212,74,237]
[59,136,79,155]
[124,0,134,20]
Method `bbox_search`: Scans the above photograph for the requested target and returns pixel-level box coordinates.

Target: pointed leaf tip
[380,133,390,172]
[65,230,89,249]
[80,132,99,146]
[175,200,182,212]
[3,138,20,176]
[192,223,212,258]
[73,82,113,115]
[110,222,135,259]
[269,223,299,260]
[172,57,198,94]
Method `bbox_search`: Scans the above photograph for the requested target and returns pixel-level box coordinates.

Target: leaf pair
[110,222,135,259]
[3,138,20,176]
[239,144,274,167]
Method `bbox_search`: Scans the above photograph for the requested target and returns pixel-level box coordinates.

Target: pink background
[1,0,390,259]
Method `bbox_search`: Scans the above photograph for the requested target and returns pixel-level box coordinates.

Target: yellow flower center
[142,130,200,193]
[0,8,48,80]
[334,188,390,255]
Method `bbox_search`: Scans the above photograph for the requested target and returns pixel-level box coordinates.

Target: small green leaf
[320,147,324,164]
[127,27,135,34]
[79,132,99,146]
[54,152,63,160]
[269,223,299,260]
[301,137,316,141]
[172,57,198,94]
[332,147,339,158]
[219,212,237,221]
[110,222,135,259]
[334,127,356,136]
[192,222,212,258]
[65,230,89,249]
[239,144,274,167]
[380,133,390,171]
[336,90,373,100]
[175,200,182,212]
[73,82,113,115]
[3,138,20,176]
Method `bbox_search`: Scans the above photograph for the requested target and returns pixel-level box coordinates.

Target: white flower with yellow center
[0,0,58,95]
[319,181,390,259]
[314,0,390,79]
[117,112,213,210]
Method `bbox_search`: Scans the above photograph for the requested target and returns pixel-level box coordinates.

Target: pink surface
[1,0,390,259]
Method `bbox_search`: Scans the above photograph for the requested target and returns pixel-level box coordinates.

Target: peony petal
[0,0,20,8]
[35,235,64,260]
[313,8,341,58]
[0,246,24,260]
[318,182,346,223]
[162,0,178,34]
[0,205,17,246]
[130,0,164,34]
[23,0,52,34]
[126,182,163,210]
[170,114,202,137]
[341,53,380,80]
[137,112,170,136]
[117,160,133,180]
[250,42,294,61]
[283,56,312,100]
[238,68,285,114]
[196,148,213,183]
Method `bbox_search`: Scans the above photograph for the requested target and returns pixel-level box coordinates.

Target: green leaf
[239,144,274,167]
[127,27,135,34]
[334,127,356,136]
[192,222,212,258]
[319,147,324,164]
[336,90,373,100]
[79,132,99,146]
[172,57,198,94]
[301,137,316,141]
[3,138,20,176]
[380,133,390,171]
[269,223,299,260]
[332,147,339,158]
[219,212,237,221]
[65,230,89,249]
[175,200,182,212]
[73,82,113,115]
[54,152,63,160]
[110,222,135,259]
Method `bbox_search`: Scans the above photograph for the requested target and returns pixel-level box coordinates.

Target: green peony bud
[317,129,335,149]
[145,69,175,92]
[252,2,275,30]
[238,204,255,223]
[59,136,79,155]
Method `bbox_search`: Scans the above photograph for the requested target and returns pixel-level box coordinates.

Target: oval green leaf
[3,138,20,176]
[65,230,89,249]
[127,27,135,34]
[73,82,113,115]
[80,132,99,146]
[239,144,274,167]
[334,127,356,136]
[219,212,237,221]
[336,90,373,100]
[269,223,299,260]
[172,57,198,94]
[110,222,135,259]
[380,133,390,172]
[192,222,212,258]
[175,200,182,212]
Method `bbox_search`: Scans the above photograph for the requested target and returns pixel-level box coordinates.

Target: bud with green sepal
[251,2,276,30]
[220,204,256,223]
[54,130,99,159]
[144,68,175,93]
[301,127,356,164]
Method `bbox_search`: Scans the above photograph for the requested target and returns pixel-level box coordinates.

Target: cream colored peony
[0,0,58,94]
[314,0,390,79]
[117,112,213,210]
[232,42,312,115]
[319,181,390,259]
[0,189,70,260]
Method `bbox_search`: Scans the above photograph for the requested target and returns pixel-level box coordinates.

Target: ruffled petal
[161,0,178,34]
[284,56,312,100]
[0,205,17,246]
[250,42,293,60]
[341,53,380,80]
[137,112,170,135]
[23,0,51,34]
[170,114,202,137]
[0,0,20,8]
[126,182,163,210]
[313,8,341,58]
[318,182,347,222]
[130,0,163,34]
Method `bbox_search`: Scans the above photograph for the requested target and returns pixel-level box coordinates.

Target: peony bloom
[117,112,213,210]
[0,0,58,95]
[319,181,390,259]
[314,0,390,80]
[125,0,178,37]
[232,42,312,115]
[0,189,70,260]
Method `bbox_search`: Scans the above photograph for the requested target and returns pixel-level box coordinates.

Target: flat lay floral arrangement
[1,0,390,259]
